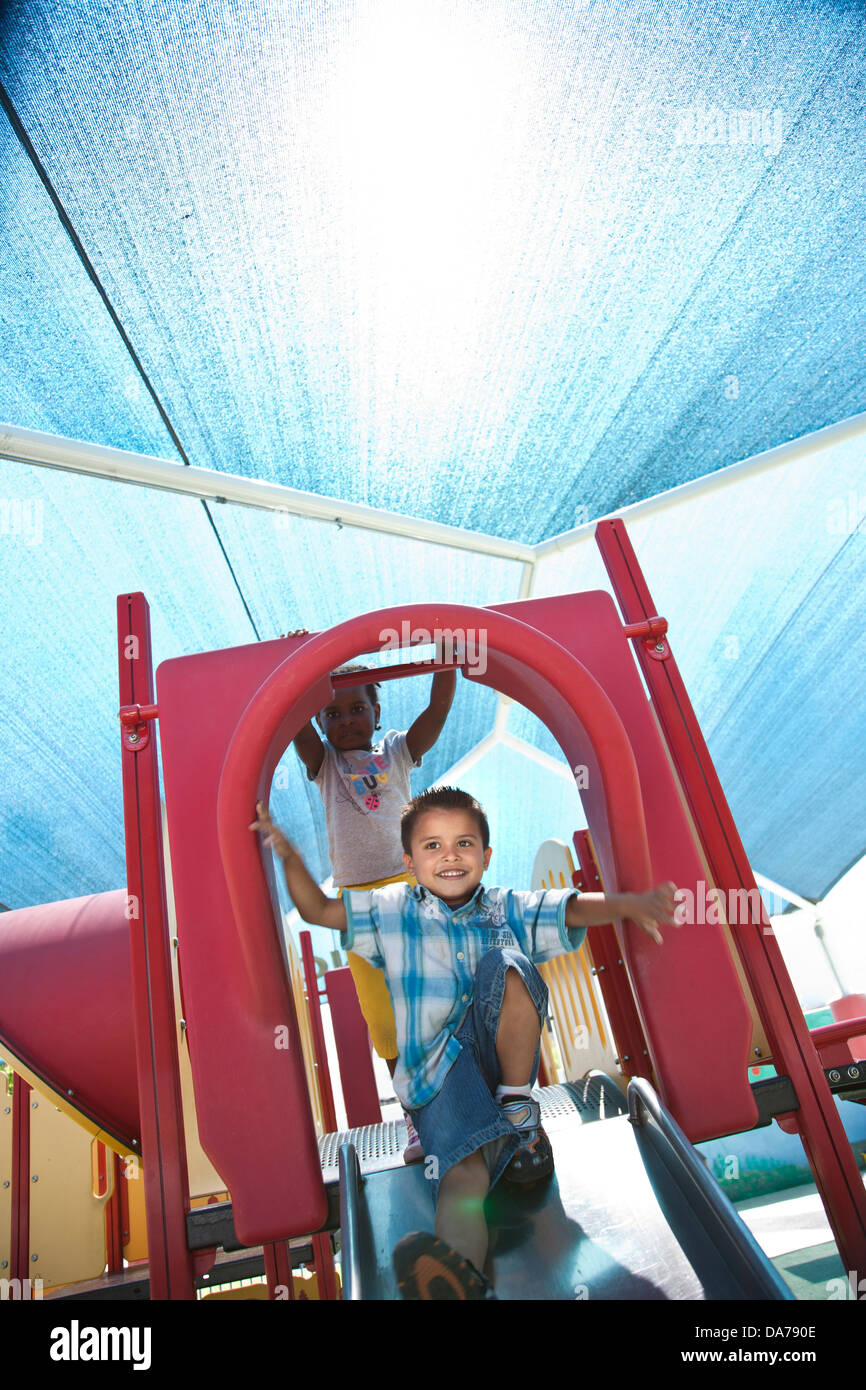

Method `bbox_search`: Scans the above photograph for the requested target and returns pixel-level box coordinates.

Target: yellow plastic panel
[533,839,621,1081]
[28,1089,111,1289]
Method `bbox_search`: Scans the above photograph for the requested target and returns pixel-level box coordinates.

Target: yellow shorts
[340,870,415,1061]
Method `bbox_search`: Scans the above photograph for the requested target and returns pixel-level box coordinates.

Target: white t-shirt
[311,729,421,886]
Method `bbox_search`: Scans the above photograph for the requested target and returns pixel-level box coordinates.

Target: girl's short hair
[400,786,490,853]
[331,663,381,705]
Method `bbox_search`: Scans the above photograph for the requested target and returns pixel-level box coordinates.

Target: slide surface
[337,1078,793,1301]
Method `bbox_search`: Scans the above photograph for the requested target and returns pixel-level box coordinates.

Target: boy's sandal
[392,1232,497,1300]
[500,1096,555,1184]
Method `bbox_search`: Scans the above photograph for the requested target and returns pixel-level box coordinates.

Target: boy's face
[316,684,380,752]
[403,808,492,908]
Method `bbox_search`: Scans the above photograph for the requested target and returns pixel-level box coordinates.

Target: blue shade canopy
[0,1,864,914]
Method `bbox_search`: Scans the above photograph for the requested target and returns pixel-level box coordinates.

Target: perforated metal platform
[319,1121,406,1182]
[541,1076,629,1126]
[317,1075,629,1182]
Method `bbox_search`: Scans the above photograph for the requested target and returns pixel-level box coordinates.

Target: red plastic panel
[157,633,330,1245]
[0,891,138,1145]
[490,591,757,1141]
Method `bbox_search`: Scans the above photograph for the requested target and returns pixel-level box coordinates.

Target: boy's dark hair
[400,786,490,853]
[330,663,381,705]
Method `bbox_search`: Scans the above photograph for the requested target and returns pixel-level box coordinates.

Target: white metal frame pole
[535,408,866,559]
[7,409,865,565]
[0,423,534,565]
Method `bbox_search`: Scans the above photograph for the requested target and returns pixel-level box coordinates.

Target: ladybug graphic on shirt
[347,750,391,804]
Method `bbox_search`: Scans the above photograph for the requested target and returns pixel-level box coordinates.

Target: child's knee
[475,946,529,990]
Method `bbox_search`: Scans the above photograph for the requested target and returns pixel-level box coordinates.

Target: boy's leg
[393,1150,494,1300]
[435,1149,490,1272]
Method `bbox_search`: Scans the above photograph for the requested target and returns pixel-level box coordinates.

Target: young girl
[292,661,456,1160]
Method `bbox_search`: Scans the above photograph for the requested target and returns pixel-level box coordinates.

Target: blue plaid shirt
[343,881,584,1109]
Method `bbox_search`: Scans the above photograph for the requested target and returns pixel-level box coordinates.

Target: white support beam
[535,408,866,559]
[756,873,853,997]
[753,873,818,913]
[517,558,536,600]
[430,730,501,788]
[7,409,864,569]
[499,731,576,781]
[0,422,535,565]
[432,714,578,791]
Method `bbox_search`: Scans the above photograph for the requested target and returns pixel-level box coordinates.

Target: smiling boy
[251,786,676,1301]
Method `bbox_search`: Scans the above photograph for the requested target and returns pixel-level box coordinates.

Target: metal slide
[334,1075,794,1301]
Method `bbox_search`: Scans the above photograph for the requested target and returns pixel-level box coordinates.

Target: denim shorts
[408,948,549,1204]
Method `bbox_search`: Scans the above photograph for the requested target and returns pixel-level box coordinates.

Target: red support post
[263,1240,295,1299]
[299,931,338,1134]
[119,1163,132,1264]
[297,935,341,1299]
[117,592,197,1299]
[310,1232,340,1300]
[10,1073,31,1286]
[596,517,866,1279]
[104,1151,125,1274]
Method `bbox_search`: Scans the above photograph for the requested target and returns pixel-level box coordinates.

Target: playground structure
[1,518,865,1300]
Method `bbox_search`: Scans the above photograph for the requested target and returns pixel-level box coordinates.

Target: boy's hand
[249,801,295,861]
[628,882,678,945]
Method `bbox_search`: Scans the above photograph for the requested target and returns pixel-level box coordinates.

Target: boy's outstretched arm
[406,669,457,761]
[565,882,678,946]
[250,802,346,932]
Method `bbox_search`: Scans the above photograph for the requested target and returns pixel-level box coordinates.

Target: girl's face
[317,684,380,751]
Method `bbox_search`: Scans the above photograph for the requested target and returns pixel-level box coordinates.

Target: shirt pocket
[420,930,456,974]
